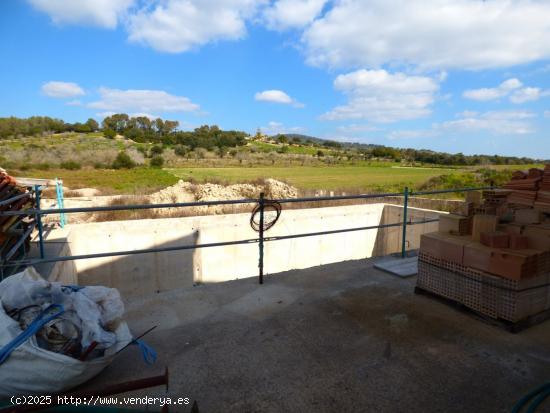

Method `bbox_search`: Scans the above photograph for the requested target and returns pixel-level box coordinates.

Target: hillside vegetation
[1,115,543,196]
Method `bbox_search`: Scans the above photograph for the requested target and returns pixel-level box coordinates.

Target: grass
[13,168,179,195]
[167,165,459,193]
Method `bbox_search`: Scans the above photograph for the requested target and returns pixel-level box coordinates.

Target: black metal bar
[1,237,260,267]
[0,219,439,269]
[276,191,403,204]
[263,220,433,242]
[258,192,265,285]
[0,192,29,207]
[0,186,495,217]
[3,222,35,262]
[411,186,494,196]
[0,198,260,217]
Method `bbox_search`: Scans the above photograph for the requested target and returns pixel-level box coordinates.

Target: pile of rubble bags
[417,167,550,326]
[0,267,156,397]
[0,168,34,274]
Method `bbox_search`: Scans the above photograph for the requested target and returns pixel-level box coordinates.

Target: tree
[317,150,325,157]
[277,135,288,144]
[85,118,99,131]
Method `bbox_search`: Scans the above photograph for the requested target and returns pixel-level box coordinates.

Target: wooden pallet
[414,286,550,333]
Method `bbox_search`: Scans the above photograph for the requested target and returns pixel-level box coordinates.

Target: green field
[167,165,459,192]
[17,168,179,194]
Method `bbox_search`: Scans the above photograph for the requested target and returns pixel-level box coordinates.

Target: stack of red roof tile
[535,190,550,212]
[507,190,538,207]
[540,165,550,192]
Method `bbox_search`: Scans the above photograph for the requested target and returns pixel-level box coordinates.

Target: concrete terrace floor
[84,258,550,412]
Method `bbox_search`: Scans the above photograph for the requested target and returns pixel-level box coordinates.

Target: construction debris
[418,165,550,327]
[0,169,35,277]
[0,267,155,396]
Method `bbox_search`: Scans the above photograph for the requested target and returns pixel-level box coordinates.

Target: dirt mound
[148,178,298,216]
[150,178,297,204]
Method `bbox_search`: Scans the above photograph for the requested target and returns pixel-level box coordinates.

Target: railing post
[56,178,66,228]
[258,192,265,284]
[401,186,409,258]
[35,185,45,259]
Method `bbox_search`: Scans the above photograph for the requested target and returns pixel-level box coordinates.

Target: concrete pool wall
[45,203,442,298]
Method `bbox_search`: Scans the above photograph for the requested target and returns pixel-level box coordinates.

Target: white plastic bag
[0,268,133,396]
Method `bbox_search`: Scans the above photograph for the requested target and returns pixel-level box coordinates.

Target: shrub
[103,128,116,139]
[149,145,164,156]
[35,162,51,170]
[112,151,136,169]
[317,150,325,157]
[60,160,82,170]
[174,145,190,157]
[150,155,164,168]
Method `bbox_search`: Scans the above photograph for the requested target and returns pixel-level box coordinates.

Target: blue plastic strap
[0,304,64,365]
[133,339,157,365]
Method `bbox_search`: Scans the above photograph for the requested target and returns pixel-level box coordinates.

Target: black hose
[250,200,282,232]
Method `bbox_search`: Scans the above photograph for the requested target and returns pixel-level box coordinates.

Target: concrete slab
[77,258,550,413]
[374,256,418,278]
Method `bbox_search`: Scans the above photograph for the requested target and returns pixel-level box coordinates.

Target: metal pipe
[3,223,35,262]
[0,219,439,269]
[410,186,494,196]
[276,191,403,204]
[0,186,495,217]
[1,237,260,267]
[401,186,409,258]
[0,198,259,217]
[0,193,29,208]
[258,193,265,284]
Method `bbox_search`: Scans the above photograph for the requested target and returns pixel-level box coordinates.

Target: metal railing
[0,186,494,283]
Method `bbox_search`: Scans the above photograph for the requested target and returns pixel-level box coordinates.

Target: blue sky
[1,0,550,158]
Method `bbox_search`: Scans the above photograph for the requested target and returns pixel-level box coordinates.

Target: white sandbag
[0,268,133,396]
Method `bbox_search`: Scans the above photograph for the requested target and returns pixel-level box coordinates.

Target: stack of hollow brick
[417,168,550,323]
[0,169,33,270]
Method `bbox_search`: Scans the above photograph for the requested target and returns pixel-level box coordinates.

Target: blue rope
[133,339,157,365]
[0,304,64,365]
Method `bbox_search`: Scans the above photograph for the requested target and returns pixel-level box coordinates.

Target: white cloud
[387,129,438,140]
[322,69,439,123]
[336,124,380,133]
[254,90,304,107]
[510,87,541,104]
[302,0,550,70]
[545,111,550,118]
[261,121,305,135]
[127,0,264,53]
[41,81,85,98]
[28,0,134,28]
[464,78,547,104]
[440,110,536,135]
[263,0,327,30]
[463,78,522,101]
[88,87,200,113]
